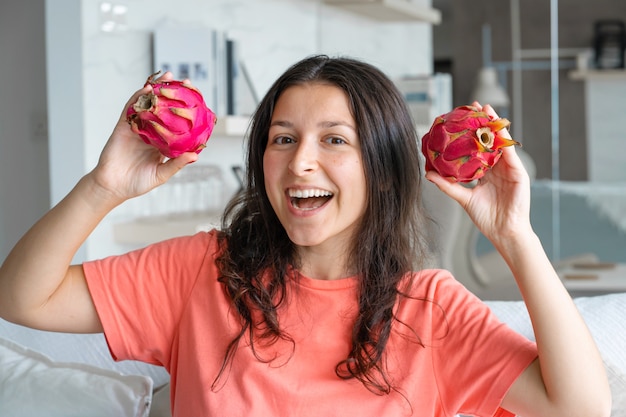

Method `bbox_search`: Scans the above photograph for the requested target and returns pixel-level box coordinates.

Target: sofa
[1,291,625,417]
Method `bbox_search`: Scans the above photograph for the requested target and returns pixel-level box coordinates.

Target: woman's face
[263,83,367,261]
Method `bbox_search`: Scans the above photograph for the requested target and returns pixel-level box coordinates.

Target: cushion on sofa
[0,317,170,387]
[0,336,153,417]
[149,382,172,417]
[607,361,626,417]
[486,292,626,417]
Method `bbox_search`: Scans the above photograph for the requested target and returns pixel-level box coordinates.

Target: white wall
[44,0,435,261]
[582,77,626,181]
[0,1,50,261]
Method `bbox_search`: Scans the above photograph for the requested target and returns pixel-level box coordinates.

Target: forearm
[497,228,611,416]
[0,173,121,323]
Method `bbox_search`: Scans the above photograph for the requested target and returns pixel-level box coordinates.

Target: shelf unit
[212,115,250,137]
[113,213,222,245]
[567,67,626,182]
[569,69,626,81]
[323,0,441,23]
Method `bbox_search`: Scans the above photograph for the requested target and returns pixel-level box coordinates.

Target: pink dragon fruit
[421,105,519,182]
[126,72,217,159]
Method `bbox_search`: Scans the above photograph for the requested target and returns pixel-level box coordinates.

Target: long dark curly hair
[215,55,431,394]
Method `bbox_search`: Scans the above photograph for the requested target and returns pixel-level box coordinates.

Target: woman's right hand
[0,73,199,333]
[89,72,199,206]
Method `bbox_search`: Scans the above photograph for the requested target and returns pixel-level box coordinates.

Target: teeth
[288,189,333,198]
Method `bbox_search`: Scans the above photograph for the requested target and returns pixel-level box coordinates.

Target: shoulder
[126,228,219,259]
[83,229,223,282]
[395,268,497,337]
[143,228,222,257]
[402,268,475,302]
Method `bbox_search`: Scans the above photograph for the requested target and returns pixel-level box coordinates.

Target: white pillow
[486,292,626,372]
[487,292,626,416]
[607,361,626,417]
[0,336,153,417]
[149,383,172,417]
[0,318,170,388]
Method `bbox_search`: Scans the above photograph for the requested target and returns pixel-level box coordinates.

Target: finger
[482,103,499,119]
[157,152,199,181]
[155,71,174,82]
[470,100,483,110]
[499,145,524,169]
[425,170,472,207]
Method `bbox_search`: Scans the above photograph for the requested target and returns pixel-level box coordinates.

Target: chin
[286,233,323,248]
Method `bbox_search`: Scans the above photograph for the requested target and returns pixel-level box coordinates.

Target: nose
[288,139,318,176]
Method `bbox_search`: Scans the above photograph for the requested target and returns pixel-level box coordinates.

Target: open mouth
[288,188,333,211]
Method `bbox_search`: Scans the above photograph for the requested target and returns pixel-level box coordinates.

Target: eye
[325,136,347,145]
[273,135,296,145]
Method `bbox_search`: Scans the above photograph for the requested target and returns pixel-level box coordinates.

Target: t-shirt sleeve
[82,230,220,370]
[428,271,537,417]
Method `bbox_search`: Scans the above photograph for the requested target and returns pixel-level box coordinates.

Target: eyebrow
[319,120,356,131]
[270,120,356,131]
[269,120,292,128]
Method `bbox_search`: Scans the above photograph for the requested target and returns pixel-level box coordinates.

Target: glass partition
[433,0,626,296]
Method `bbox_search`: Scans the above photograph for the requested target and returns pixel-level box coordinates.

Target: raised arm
[425,104,611,417]
[0,73,198,333]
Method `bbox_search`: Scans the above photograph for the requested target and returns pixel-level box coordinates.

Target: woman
[0,55,610,416]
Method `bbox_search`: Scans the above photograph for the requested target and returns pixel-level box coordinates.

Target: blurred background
[1,0,625,298]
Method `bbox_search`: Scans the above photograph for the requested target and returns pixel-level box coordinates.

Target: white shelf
[569,69,626,81]
[212,115,250,137]
[559,263,626,293]
[113,213,222,245]
[323,0,441,23]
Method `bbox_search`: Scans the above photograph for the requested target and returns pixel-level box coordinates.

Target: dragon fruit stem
[132,93,156,113]
[144,71,162,87]
[476,127,495,149]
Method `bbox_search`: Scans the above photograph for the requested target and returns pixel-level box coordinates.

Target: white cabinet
[323,0,441,23]
[212,115,250,138]
[569,70,626,181]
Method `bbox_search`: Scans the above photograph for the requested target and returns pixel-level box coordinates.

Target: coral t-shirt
[83,230,537,417]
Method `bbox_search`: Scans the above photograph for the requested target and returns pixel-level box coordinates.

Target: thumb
[157,152,199,182]
[425,170,472,208]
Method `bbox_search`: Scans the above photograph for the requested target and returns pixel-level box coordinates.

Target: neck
[296,246,356,281]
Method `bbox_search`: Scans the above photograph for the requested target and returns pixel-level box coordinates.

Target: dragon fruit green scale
[421,105,519,182]
[126,72,217,159]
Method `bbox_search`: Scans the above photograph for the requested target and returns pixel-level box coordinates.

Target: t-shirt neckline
[288,267,359,291]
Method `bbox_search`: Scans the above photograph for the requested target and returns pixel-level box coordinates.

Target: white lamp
[470,67,510,108]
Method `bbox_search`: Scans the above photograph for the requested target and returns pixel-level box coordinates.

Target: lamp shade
[470,67,510,108]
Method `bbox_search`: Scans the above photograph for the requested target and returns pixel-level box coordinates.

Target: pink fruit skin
[421,105,518,182]
[126,74,217,159]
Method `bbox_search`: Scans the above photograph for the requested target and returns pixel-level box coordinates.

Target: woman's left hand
[427,103,613,417]
[424,102,532,247]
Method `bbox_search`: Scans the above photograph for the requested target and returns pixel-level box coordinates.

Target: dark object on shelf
[593,20,626,69]
[232,165,244,194]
